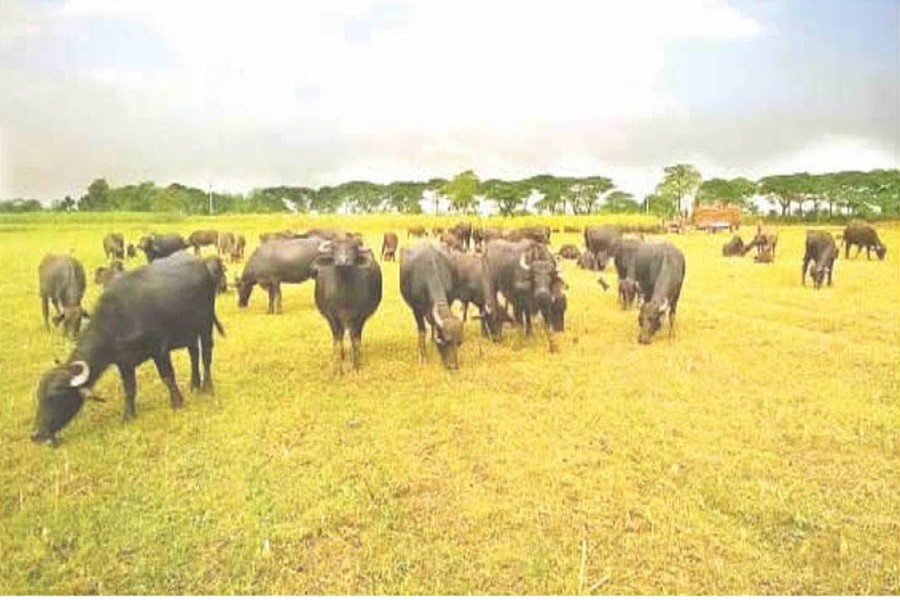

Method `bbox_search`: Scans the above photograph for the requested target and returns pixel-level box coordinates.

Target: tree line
[2,166,897,219]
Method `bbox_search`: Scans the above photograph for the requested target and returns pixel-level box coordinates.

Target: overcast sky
[0,0,897,200]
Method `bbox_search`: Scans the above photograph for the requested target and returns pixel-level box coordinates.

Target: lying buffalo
[842,221,886,260]
[39,254,88,339]
[381,232,399,262]
[314,235,382,374]
[584,226,622,270]
[103,233,125,260]
[238,237,321,313]
[400,243,464,370]
[188,229,219,254]
[557,244,582,260]
[31,254,225,445]
[137,233,189,262]
[721,235,744,257]
[94,260,125,288]
[803,230,837,289]
[634,242,685,344]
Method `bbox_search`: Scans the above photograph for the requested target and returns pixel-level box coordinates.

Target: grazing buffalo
[518,225,552,244]
[557,244,582,260]
[94,260,125,288]
[126,243,137,259]
[31,255,224,445]
[238,237,321,313]
[482,240,564,343]
[449,222,473,251]
[188,230,219,254]
[103,233,125,260]
[584,226,622,270]
[613,238,643,309]
[137,233,189,262]
[742,224,778,261]
[39,254,88,339]
[842,221,886,260]
[381,232,399,262]
[259,230,298,243]
[803,231,837,289]
[722,235,744,257]
[400,243,464,369]
[217,232,236,258]
[407,226,427,238]
[634,242,686,345]
[563,225,581,234]
[314,235,382,374]
[231,235,246,262]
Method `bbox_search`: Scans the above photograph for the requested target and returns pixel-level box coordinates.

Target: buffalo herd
[31,220,888,443]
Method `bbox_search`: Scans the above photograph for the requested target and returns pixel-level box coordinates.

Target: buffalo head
[32,360,97,445]
[431,303,463,370]
[638,298,668,344]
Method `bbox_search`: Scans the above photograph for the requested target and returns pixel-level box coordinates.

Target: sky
[0,0,897,201]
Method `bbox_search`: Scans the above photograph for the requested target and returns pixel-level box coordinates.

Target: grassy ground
[0,215,898,594]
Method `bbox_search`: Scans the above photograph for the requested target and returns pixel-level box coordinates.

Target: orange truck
[691,204,741,232]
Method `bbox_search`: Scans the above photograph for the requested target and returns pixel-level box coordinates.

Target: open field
[1,214,898,594]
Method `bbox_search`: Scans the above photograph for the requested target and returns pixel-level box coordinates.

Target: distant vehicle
[692,204,741,232]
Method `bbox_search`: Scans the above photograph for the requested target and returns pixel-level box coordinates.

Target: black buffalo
[237,237,321,313]
[103,233,125,260]
[217,232,237,258]
[448,251,493,331]
[381,232,399,262]
[613,238,643,309]
[31,254,224,445]
[314,235,382,374]
[721,235,744,257]
[232,235,246,262]
[482,240,565,345]
[188,230,219,254]
[576,250,597,270]
[584,226,622,270]
[449,222,473,251]
[803,231,837,289]
[842,221,886,260]
[634,242,685,344]
[94,260,125,288]
[400,243,464,370]
[126,243,137,259]
[39,254,88,339]
[556,244,582,260]
[137,233,189,262]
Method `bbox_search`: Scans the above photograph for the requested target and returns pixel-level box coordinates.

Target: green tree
[80,178,111,210]
[481,179,530,216]
[566,176,615,214]
[602,190,641,213]
[758,173,810,217]
[696,177,756,209]
[443,170,480,213]
[655,164,702,215]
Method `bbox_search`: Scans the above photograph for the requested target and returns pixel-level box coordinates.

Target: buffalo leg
[330,318,345,375]
[350,319,365,371]
[827,261,834,286]
[275,283,283,314]
[523,308,533,336]
[188,342,201,391]
[668,308,677,340]
[462,301,469,322]
[41,295,50,330]
[414,311,427,365]
[801,257,811,286]
[200,332,214,392]
[118,364,137,421]
[845,242,851,260]
[854,246,862,259]
[153,352,184,408]
[266,285,277,314]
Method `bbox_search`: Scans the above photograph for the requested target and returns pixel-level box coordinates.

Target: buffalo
[231,235,246,262]
[448,251,493,328]
[518,225,552,244]
[584,226,622,270]
[126,243,137,259]
[259,230,298,243]
[557,244,582,260]
[482,240,565,345]
[802,231,837,289]
[613,238,643,309]
[381,232,399,262]
[576,250,597,271]
[31,254,225,445]
[634,242,685,344]
[400,243,464,369]
[407,226,427,238]
[440,231,463,252]
[217,232,237,258]
[137,233,189,262]
[742,224,778,261]
[94,260,125,288]
[842,221,886,260]
[103,233,125,260]
[314,235,382,374]
[238,237,321,313]
[721,235,744,257]
[449,222,473,251]
[39,254,88,339]
[188,230,219,254]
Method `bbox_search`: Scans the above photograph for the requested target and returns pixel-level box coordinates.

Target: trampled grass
[0,215,898,594]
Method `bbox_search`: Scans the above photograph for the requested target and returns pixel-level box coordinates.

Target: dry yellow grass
[0,214,898,594]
